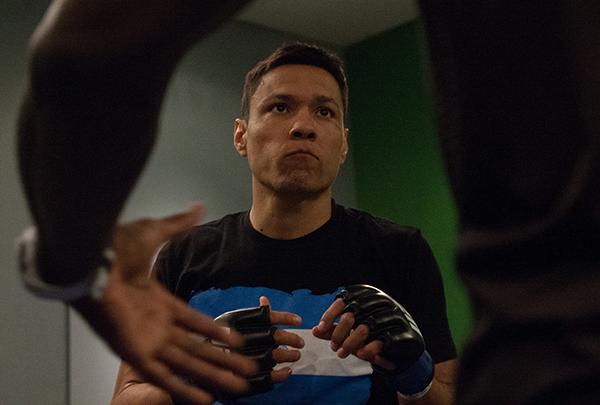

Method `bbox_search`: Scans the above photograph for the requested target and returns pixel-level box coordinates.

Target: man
[112,43,457,404]
[17,1,258,404]
[418,0,600,403]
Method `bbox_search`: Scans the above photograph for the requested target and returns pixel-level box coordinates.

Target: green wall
[346,21,471,349]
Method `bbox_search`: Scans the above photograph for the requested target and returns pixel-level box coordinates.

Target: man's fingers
[259,295,302,327]
[154,203,204,240]
[112,204,204,267]
[171,295,245,348]
[273,329,304,348]
[330,311,354,351]
[339,324,370,358]
[270,310,302,327]
[158,345,250,395]
[314,298,345,335]
[171,328,257,376]
[259,295,271,308]
[272,347,301,363]
[356,339,384,363]
[271,367,293,384]
[312,323,335,340]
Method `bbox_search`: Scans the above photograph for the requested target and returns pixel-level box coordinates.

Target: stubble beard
[265,169,331,198]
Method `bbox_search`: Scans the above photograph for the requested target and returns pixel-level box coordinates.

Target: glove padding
[336,284,425,373]
[213,305,277,397]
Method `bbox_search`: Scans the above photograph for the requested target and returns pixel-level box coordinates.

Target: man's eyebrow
[263,94,295,102]
[314,95,337,104]
[314,95,341,110]
[261,94,340,108]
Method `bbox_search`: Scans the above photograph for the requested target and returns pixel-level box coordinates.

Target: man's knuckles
[340,311,355,325]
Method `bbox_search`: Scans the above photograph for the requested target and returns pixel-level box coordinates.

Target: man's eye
[318,107,332,117]
[272,103,287,113]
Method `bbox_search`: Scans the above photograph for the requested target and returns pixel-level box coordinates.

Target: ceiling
[235,0,419,47]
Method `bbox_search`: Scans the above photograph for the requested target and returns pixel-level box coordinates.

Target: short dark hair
[241,42,349,119]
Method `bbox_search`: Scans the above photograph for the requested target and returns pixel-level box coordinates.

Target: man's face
[234,64,348,197]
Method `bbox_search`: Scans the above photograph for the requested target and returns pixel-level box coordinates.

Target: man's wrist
[17,226,113,302]
[392,351,434,400]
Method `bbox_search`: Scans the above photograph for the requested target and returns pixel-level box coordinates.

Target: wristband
[393,350,434,400]
[17,226,113,302]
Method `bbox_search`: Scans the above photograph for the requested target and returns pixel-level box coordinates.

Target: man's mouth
[285,150,319,160]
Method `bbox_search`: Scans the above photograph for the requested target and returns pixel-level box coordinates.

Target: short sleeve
[401,230,457,363]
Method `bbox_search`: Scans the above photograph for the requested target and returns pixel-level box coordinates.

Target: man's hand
[212,295,304,398]
[259,296,305,383]
[73,204,257,405]
[312,296,395,368]
[313,285,435,400]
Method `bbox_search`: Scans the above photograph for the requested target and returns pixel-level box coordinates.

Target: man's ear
[233,118,248,157]
[340,128,349,164]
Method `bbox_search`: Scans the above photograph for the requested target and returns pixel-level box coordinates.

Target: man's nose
[289,108,317,140]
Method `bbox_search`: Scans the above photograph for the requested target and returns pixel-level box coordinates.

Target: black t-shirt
[156,201,456,404]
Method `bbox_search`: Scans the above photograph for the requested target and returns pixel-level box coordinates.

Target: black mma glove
[213,305,277,397]
[337,284,434,400]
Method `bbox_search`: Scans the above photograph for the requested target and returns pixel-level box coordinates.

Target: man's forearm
[19,0,252,285]
[112,382,174,405]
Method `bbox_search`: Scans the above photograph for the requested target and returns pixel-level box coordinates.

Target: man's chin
[273,179,328,198]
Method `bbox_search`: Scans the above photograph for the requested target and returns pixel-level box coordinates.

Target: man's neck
[249,191,333,240]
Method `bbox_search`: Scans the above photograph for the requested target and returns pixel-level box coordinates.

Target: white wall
[1,1,68,404]
[67,21,356,405]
